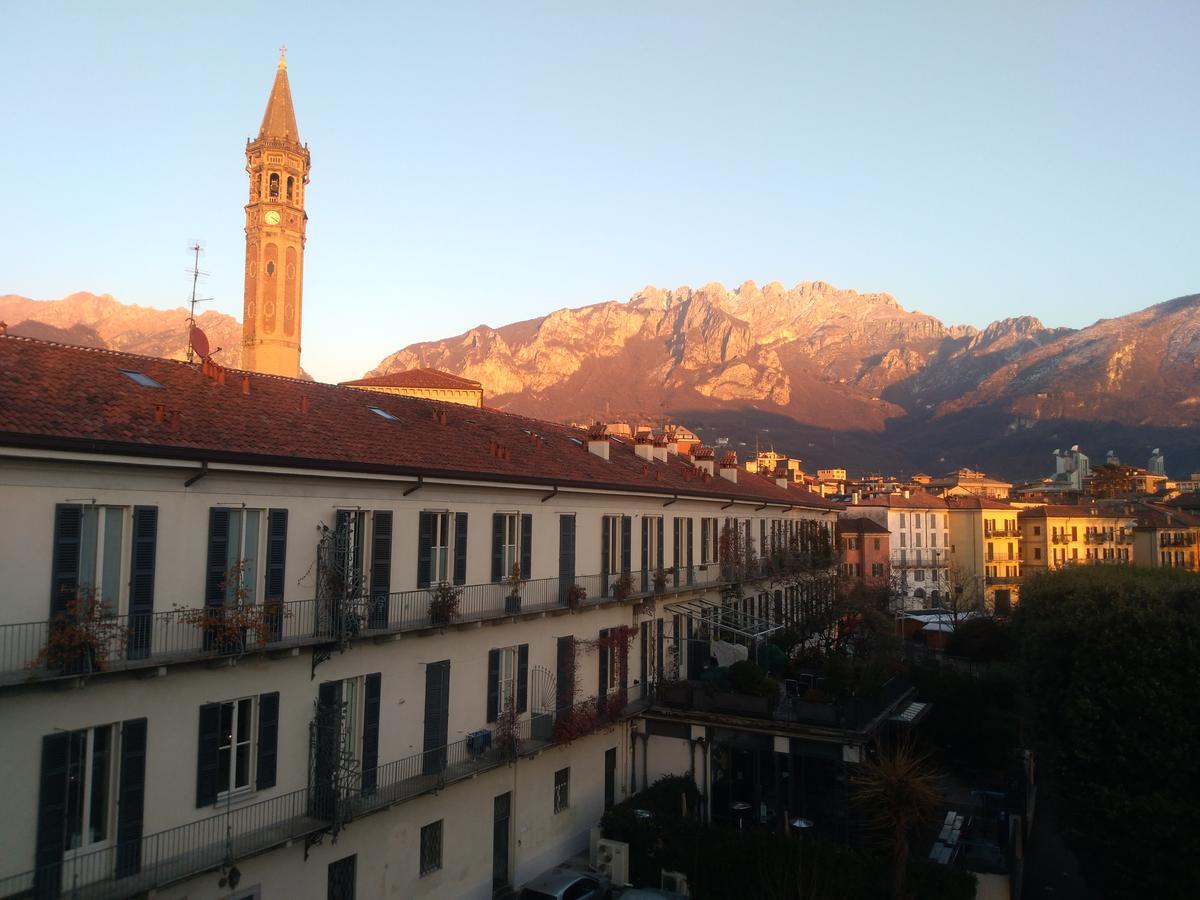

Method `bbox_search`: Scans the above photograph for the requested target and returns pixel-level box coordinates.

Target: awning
[665,594,785,641]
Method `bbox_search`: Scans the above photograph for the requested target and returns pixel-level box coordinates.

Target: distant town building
[340,367,484,407]
[1086,462,1168,498]
[1053,445,1091,491]
[836,516,891,594]
[1148,448,1166,475]
[926,468,1013,500]
[1132,503,1200,571]
[844,490,950,609]
[945,496,1022,615]
[1019,503,1136,572]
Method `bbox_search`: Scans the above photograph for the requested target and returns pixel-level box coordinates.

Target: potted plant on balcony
[613,573,633,602]
[653,566,668,594]
[566,583,587,610]
[34,589,128,677]
[494,702,522,760]
[505,563,524,615]
[428,582,461,626]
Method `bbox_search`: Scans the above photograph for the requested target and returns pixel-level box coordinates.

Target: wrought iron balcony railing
[1,562,814,687]
[0,688,649,900]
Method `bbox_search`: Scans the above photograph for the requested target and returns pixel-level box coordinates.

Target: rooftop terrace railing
[0,688,650,900]
[2,565,777,687]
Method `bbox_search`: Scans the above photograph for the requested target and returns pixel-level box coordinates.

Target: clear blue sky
[1,1,1197,383]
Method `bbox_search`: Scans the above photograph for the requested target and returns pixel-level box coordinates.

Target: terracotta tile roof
[854,490,948,510]
[340,368,483,390]
[1018,504,1130,519]
[837,516,891,535]
[944,496,1018,511]
[1131,502,1200,529]
[0,336,835,509]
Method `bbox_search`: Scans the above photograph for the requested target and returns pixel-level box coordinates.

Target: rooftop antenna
[185,242,213,363]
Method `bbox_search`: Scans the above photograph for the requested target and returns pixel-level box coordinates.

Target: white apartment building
[844,491,951,609]
[0,335,837,900]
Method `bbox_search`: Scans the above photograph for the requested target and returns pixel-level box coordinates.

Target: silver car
[518,865,612,900]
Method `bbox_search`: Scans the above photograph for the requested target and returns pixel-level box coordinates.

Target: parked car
[519,864,612,900]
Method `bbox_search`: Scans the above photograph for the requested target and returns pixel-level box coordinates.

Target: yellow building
[1018,504,1135,572]
[1131,503,1200,571]
[946,496,1022,614]
[341,368,485,407]
[241,51,311,378]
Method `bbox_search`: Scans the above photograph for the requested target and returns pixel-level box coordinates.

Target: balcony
[985,575,1022,586]
[0,689,649,900]
[651,674,914,736]
[889,552,949,570]
[1,567,751,688]
[984,527,1019,539]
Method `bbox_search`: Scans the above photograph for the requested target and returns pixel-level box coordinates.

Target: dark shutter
[265,508,288,641]
[34,732,69,900]
[417,511,433,589]
[491,513,504,582]
[601,516,611,595]
[517,643,529,714]
[520,514,532,580]
[195,703,220,807]
[422,661,450,775]
[657,518,665,575]
[701,518,710,564]
[50,504,82,617]
[556,635,574,712]
[256,692,279,791]
[687,518,694,582]
[656,618,665,680]
[486,648,501,723]
[115,718,147,878]
[640,621,649,688]
[673,518,681,569]
[620,516,631,574]
[453,512,468,585]
[558,515,576,604]
[640,518,650,591]
[127,506,157,659]
[361,674,381,795]
[598,627,610,700]
[370,512,392,629]
[205,508,230,606]
[313,681,339,819]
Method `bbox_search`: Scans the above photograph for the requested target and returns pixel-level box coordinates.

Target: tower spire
[278,45,287,70]
[258,50,300,142]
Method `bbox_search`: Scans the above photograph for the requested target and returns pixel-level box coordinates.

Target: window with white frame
[64,724,117,854]
[222,508,266,604]
[499,512,520,577]
[604,515,623,574]
[498,646,518,713]
[430,512,450,584]
[218,698,256,796]
[77,506,128,614]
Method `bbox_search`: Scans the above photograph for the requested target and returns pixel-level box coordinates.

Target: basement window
[368,406,400,422]
[118,369,163,389]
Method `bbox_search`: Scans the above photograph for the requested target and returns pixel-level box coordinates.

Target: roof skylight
[368,406,400,422]
[118,369,163,389]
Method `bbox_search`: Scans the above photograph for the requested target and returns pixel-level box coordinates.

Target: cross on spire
[278,45,287,69]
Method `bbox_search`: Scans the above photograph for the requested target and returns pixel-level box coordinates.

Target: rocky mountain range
[369,281,1200,480]
[0,292,244,367]
[6,284,1199,481]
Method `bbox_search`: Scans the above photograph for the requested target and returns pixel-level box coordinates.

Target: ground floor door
[493,791,512,891]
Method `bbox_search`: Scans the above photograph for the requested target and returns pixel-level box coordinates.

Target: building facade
[946,497,1022,614]
[241,52,310,379]
[0,334,838,900]
[835,516,891,595]
[845,492,950,609]
[1018,504,1136,573]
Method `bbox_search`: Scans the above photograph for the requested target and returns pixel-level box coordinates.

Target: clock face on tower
[264,210,281,226]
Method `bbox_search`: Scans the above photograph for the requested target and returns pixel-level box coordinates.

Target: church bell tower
[242,49,310,378]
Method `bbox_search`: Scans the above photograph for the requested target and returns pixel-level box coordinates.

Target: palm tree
[851,739,943,900]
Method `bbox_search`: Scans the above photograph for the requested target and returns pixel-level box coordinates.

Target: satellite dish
[189,325,210,360]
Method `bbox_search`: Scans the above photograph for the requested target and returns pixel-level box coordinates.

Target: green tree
[1013,567,1200,897]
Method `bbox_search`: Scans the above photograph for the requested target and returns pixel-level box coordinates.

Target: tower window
[265,261,276,277]
[269,173,280,199]
[286,176,294,201]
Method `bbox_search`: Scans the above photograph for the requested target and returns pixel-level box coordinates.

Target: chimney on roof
[153,403,165,424]
[241,375,251,396]
[634,431,654,462]
[902,489,911,499]
[652,434,668,463]
[0,321,7,335]
[586,422,609,461]
[852,491,861,505]
[775,476,790,490]
[691,445,715,476]
[719,450,738,484]
[300,395,309,414]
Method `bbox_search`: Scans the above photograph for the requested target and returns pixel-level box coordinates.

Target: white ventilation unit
[588,826,603,868]
[596,838,630,887]
[661,870,690,896]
